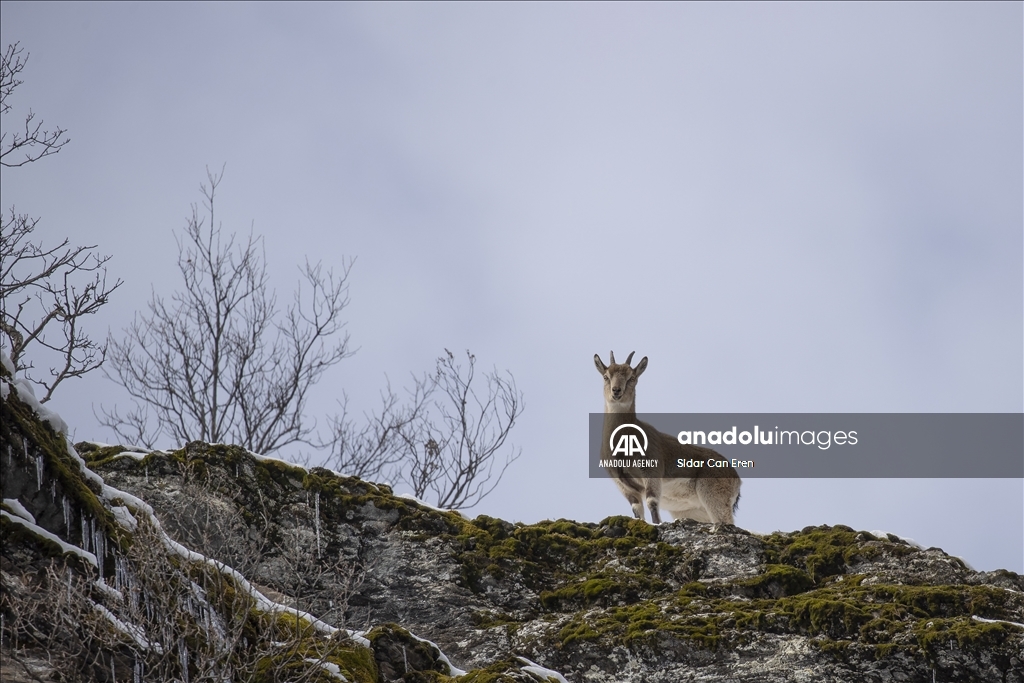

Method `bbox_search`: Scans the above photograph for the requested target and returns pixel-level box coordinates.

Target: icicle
[179,638,190,683]
[145,467,148,484]
[63,496,71,534]
[314,491,322,558]
[92,518,104,580]
[35,453,44,489]
[115,556,126,594]
[50,480,56,499]
[133,657,143,683]
[81,515,90,553]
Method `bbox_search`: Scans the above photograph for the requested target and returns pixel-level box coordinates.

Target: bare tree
[328,349,523,510]
[100,167,352,453]
[324,377,434,480]
[0,42,122,402]
[1,43,69,168]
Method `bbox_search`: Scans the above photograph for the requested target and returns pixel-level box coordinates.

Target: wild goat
[594,351,741,525]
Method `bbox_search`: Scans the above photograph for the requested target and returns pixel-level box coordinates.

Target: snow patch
[2,498,36,524]
[93,601,163,653]
[305,659,348,681]
[406,631,467,676]
[972,615,1024,629]
[1,509,97,567]
[3,370,71,436]
[93,579,125,603]
[868,530,923,549]
[396,493,466,518]
[115,451,150,461]
[109,505,139,531]
[518,656,570,683]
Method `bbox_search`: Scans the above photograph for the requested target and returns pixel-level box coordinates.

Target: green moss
[761,526,864,581]
[679,581,708,596]
[1,388,126,562]
[454,658,528,683]
[470,610,521,630]
[737,564,815,597]
[540,572,669,610]
[324,646,379,683]
[366,623,458,680]
[915,616,1022,652]
[75,442,137,468]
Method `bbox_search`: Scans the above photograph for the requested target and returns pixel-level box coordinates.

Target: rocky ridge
[2,358,1023,682]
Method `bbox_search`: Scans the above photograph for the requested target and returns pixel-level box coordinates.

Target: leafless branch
[326,349,523,510]
[1,43,69,168]
[0,45,119,401]
[100,168,352,454]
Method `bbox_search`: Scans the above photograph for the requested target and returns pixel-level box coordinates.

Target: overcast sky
[2,3,1021,572]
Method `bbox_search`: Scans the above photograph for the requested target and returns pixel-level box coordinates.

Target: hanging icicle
[81,515,90,553]
[115,555,128,595]
[179,638,190,683]
[34,453,44,490]
[92,518,105,580]
[314,491,322,558]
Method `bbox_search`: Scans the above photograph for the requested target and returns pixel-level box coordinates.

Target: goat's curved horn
[625,351,635,366]
[609,350,616,364]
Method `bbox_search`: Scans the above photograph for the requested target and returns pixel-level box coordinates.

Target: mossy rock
[367,623,455,680]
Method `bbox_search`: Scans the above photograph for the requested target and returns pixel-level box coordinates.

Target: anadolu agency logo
[610,423,648,457]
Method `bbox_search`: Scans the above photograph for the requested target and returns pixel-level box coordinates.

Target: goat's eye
[603,376,609,382]
[628,378,635,384]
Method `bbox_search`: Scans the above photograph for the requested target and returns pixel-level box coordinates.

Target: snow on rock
[396,492,467,518]
[518,656,570,683]
[92,601,163,653]
[3,497,36,524]
[972,614,1024,629]
[1,509,97,567]
[109,505,138,531]
[305,659,348,682]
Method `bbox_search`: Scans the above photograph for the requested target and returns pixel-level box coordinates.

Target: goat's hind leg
[696,478,735,526]
[646,498,661,525]
[614,476,647,522]
[645,480,663,524]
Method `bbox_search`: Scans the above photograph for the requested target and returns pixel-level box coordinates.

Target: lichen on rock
[2,355,1022,681]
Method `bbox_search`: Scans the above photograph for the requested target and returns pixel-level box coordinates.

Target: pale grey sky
[2,2,1021,571]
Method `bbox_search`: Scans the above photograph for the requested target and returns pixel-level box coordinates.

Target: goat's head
[594,350,648,411]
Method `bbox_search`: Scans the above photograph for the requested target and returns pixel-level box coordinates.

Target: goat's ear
[634,356,648,378]
[594,354,607,374]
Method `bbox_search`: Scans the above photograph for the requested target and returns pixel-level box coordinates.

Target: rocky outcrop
[2,358,1023,682]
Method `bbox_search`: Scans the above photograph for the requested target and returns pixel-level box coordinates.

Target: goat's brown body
[595,351,741,525]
